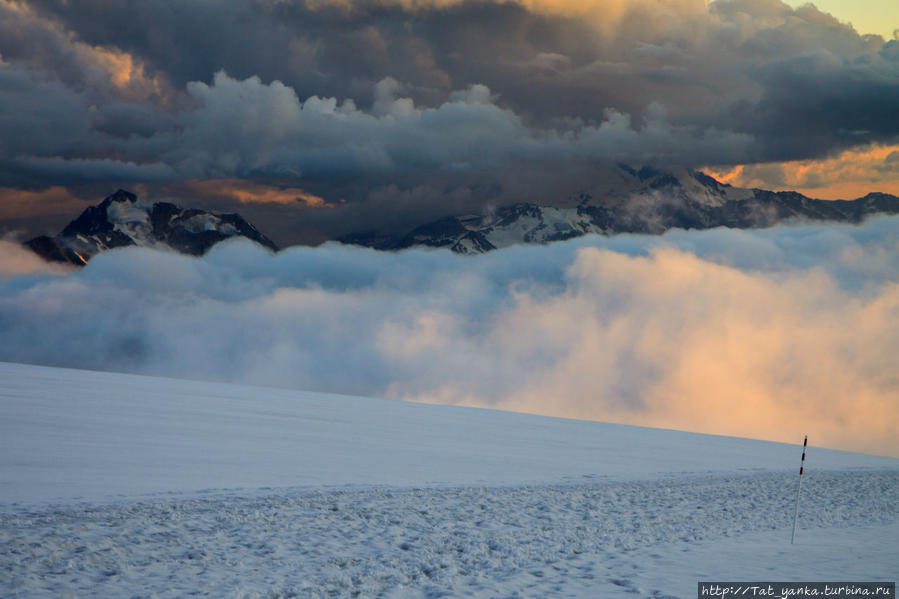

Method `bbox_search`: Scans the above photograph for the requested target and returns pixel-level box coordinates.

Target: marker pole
[791,435,807,544]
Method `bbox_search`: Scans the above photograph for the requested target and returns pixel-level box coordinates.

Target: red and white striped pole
[791,435,807,544]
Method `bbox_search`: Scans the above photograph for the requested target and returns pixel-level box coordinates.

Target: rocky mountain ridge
[340,166,899,254]
[23,169,899,263]
[26,190,278,265]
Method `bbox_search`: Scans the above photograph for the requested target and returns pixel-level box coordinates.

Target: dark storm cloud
[14,0,898,118]
[0,63,175,186]
[0,0,115,93]
[1,0,898,237]
[738,43,899,161]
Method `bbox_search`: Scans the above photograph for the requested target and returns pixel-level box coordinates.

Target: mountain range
[340,165,899,254]
[23,167,899,264]
[26,189,278,266]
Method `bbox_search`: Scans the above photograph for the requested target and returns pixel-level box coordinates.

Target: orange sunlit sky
[705,143,899,199]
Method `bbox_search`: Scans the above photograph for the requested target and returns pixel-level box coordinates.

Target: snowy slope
[1,361,895,505]
[1,362,897,598]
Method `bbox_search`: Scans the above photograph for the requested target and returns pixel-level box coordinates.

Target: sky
[0,0,897,244]
[788,0,898,41]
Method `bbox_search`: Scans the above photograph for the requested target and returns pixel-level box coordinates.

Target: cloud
[0,59,177,186]
[178,179,329,207]
[740,45,899,160]
[0,64,94,159]
[0,237,74,276]
[0,186,86,219]
[1,217,897,457]
[158,71,754,180]
[5,0,898,168]
[2,0,899,240]
[0,0,173,102]
[307,0,708,35]
[10,156,176,184]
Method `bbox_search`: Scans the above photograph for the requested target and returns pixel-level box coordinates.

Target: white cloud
[0,239,74,277]
[1,218,897,456]
[158,71,757,180]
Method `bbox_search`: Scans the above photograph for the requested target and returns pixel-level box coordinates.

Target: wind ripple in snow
[2,470,897,598]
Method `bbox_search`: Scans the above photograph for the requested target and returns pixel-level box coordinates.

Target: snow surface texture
[4,475,897,598]
[1,362,897,597]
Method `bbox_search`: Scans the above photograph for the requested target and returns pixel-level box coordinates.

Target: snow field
[1,362,897,597]
[2,362,896,506]
[2,469,897,598]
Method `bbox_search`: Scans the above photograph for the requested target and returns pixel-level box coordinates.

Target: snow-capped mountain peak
[27,189,278,265]
[340,167,899,254]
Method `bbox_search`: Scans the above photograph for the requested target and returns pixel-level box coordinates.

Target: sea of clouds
[1,217,897,456]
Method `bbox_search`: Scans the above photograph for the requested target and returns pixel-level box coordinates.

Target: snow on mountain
[341,166,899,253]
[25,189,278,265]
[1,362,897,597]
